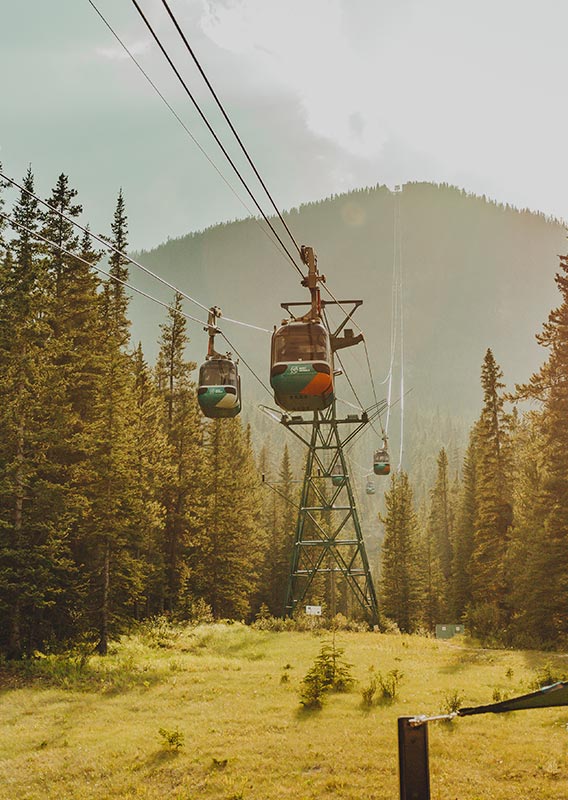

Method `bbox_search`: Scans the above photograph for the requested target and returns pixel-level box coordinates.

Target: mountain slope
[131,182,565,423]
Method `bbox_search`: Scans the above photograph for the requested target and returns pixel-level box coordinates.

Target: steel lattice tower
[281,400,383,626]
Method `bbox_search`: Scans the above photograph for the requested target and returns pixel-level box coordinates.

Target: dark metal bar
[398,718,430,800]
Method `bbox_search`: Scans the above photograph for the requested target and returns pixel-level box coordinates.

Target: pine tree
[0,168,68,657]
[504,411,546,645]
[155,292,204,612]
[105,189,130,347]
[193,418,264,619]
[130,343,171,617]
[257,444,297,615]
[468,349,513,636]
[380,470,420,633]
[513,251,568,643]
[451,433,478,618]
[82,193,139,654]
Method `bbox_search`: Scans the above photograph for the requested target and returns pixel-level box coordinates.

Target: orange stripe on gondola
[299,372,333,396]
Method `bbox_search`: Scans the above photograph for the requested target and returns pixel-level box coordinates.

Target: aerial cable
[397,190,405,471]
[158,0,303,261]
[1,212,209,328]
[0,170,270,335]
[127,0,305,279]
[385,188,401,435]
[86,0,295,273]
[3,212,275,404]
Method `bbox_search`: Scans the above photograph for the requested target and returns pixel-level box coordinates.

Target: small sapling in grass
[299,641,354,709]
[360,668,378,708]
[442,689,464,715]
[158,726,184,751]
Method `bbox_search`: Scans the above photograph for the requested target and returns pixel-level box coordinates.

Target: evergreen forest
[1,166,568,658]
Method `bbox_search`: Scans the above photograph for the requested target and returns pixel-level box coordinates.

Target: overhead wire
[397,189,405,471]
[1,210,275,400]
[1,212,207,327]
[158,0,303,261]
[86,0,298,273]
[385,190,400,434]
[127,0,305,280]
[0,170,270,334]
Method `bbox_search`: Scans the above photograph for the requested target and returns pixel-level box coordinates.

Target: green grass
[1,623,568,799]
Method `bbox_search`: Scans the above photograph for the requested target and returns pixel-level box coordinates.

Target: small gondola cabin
[331,462,346,487]
[270,320,333,412]
[366,477,376,495]
[197,358,241,418]
[373,448,390,476]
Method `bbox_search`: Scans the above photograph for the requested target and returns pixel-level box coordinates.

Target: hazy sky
[1,0,567,251]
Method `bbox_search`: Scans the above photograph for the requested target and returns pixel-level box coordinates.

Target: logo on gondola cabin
[290,365,310,374]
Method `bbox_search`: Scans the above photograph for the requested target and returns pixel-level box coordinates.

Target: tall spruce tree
[451,432,478,618]
[0,168,61,656]
[83,192,140,654]
[468,349,513,636]
[514,251,568,643]
[193,418,264,619]
[380,470,420,632]
[155,292,204,612]
[257,444,297,615]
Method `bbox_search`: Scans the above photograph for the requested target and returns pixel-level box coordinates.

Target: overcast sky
[1,0,567,251]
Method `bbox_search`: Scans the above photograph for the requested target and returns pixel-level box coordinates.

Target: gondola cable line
[157,0,303,261]
[0,170,270,335]
[122,0,385,381]
[127,0,305,280]
[93,0,387,415]
[86,0,300,275]
[1,210,275,402]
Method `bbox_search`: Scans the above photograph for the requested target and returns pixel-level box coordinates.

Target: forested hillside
[2,166,568,658]
[134,181,566,417]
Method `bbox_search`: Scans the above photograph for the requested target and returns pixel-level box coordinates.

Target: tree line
[380,243,568,648]
[2,166,567,657]
[0,168,302,659]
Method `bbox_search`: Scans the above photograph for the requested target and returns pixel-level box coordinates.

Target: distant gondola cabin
[197,358,241,418]
[270,320,333,411]
[331,462,346,487]
[373,448,390,476]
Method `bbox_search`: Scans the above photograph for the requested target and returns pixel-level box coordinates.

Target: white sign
[305,605,322,616]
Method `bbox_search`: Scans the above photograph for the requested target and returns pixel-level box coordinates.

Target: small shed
[435,623,464,639]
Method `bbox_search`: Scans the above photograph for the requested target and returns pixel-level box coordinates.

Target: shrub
[360,669,378,707]
[299,641,354,709]
[158,727,184,750]
[376,669,403,703]
[531,662,567,690]
[442,689,464,714]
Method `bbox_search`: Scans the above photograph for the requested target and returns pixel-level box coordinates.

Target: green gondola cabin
[331,462,346,486]
[373,448,390,476]
[270,320,333,412]
[197,358,241,419]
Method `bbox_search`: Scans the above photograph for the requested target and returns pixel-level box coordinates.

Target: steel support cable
[385,190,401,434]
[1,212,209,328]
[398,206,405,472]
[325,305,386,441]
[0,170,270,334]
[8,213,275,412]
[128,0,305,280]
[158,0,303,261]
[87,0,296,275]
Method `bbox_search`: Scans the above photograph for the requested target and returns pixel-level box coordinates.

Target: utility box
[435,624,464,639]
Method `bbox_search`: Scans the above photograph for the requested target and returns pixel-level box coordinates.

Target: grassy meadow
[1,622,568,800]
